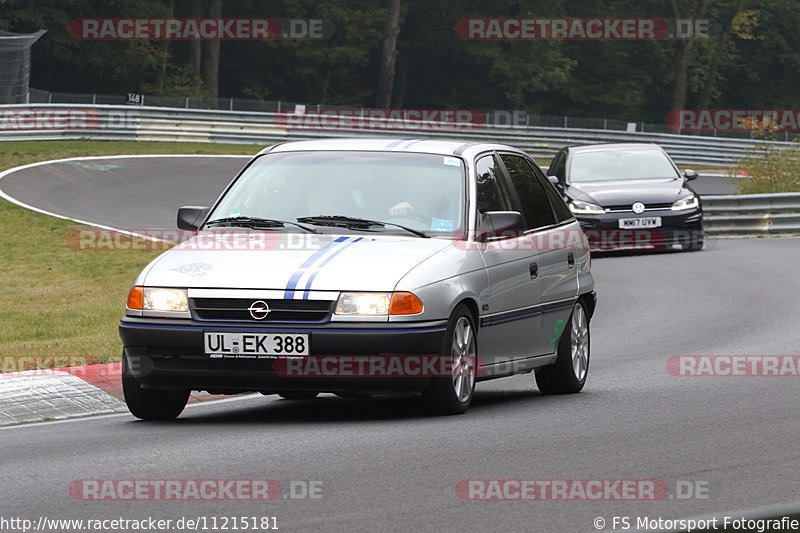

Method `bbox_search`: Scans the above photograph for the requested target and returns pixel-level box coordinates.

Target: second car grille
[605,202,673,212]
[190,298,333,323]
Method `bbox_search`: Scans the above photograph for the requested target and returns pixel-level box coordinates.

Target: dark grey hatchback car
[547,143,703,251]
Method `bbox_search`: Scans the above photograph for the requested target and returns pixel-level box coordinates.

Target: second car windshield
[569,149,679,182]
[209,151,465,234]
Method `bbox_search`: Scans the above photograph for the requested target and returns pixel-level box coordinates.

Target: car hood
[140,231,455,293]
[567,178,686,207]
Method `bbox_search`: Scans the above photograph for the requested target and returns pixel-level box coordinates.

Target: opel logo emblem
[632,202,646,214]
[248,300,270,320]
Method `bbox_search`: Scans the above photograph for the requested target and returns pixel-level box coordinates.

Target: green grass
[0,139,263,171]
[0,140,265,367]
[733,143,800,194]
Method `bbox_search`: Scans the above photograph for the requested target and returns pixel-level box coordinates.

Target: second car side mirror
[683,169,698,181]
[547,175,564,190]
[177,206,210,230]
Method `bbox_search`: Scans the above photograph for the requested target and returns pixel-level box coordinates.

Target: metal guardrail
[703,192,800,234]
[1,103,796,167]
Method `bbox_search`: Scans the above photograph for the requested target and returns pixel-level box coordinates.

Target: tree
[670,0,708,111]
[375,0,401,108]
[203,0,222,99]
[190,0,202,80]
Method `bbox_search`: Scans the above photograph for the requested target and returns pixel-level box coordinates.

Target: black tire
[121,355,189,421]
[421,304,477,415]
[278,391,319,400]
[535,302,590,395]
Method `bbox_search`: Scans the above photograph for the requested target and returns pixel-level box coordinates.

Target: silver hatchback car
[120,139,597,419]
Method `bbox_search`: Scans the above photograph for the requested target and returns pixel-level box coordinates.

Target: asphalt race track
[1,156,798,533]
[0,156,739,230]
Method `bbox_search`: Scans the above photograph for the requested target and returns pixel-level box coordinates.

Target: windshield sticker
[352,189,365,208]
[170,262,212,277]
[430,218,454,231]
[443,157,461,166]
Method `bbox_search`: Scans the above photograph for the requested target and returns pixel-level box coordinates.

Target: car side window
[499,154,557,230]
[475,155,513,213]
[550,151,566,179]
[527,159,574,223]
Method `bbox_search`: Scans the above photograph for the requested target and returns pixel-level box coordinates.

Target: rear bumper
[119,318,448,394]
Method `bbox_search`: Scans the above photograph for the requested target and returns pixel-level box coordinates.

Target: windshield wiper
[296,215,429,238]
[205,216,318,233]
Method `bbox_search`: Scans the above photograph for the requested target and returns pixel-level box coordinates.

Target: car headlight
[334,292,423,317]
[126,287,189,312]
[568,200,606,215]
[671,195,699,211]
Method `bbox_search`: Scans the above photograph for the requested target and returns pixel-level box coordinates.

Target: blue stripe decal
[283,236,349,299]
[120,322,446,333]
[301,237,363,299]
[383,138,416,150]
[400,139,424,150]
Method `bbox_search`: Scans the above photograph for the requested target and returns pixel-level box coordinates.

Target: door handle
[529,262,538,279]
[567,252,575,268]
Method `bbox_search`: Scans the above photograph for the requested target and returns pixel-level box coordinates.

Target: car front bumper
[575,209,703,251]
[119,317,449,394]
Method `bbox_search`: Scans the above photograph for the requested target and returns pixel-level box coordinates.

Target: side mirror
[177,206,210,230]
[478,211,526,241]
[683,169,698,181]
[547,175,563,189]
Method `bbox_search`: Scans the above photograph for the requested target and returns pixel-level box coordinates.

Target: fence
[1,103,797,167]
[26,89,800,143]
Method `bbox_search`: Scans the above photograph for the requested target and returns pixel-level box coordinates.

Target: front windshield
[209,151,465,234]
[569,149,679,182]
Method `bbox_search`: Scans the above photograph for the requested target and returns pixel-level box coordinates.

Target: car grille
[605,202,673,212]
[190,298,333,323]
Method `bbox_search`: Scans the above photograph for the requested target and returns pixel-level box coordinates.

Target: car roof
[566,143,664,153]
[258,138,522,158]
[567,143,662,153]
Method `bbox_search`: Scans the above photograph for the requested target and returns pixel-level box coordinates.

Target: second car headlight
[671,195,699,211]
[568,199,606,215]
[143,287,189,312]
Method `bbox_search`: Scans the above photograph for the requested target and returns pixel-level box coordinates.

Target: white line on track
[0,392,267,431]
[0,154,250,241]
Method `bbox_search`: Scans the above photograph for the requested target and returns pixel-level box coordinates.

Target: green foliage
[734,142,800,194]
[1,0,799,121]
